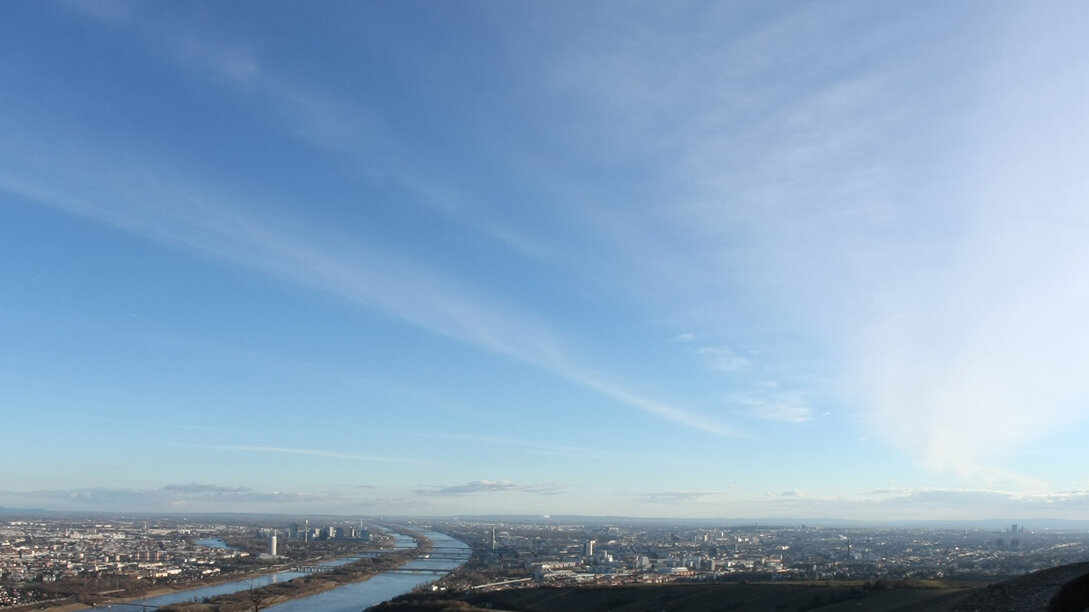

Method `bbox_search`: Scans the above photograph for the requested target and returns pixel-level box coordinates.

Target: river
[85,528,469,611]
[264,531,470,612]
[193,538,234,550]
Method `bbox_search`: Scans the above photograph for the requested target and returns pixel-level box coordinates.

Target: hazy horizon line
[3,506,1088,529]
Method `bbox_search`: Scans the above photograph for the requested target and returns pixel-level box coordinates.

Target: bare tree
[247,586,281,612]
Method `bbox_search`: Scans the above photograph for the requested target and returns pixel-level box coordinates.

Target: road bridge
[95,602,159,610]
[291,564,336,573]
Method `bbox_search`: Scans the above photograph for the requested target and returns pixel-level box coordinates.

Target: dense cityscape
[439,519,1089,587]
[0,516,389,609]
[3,514,1089,610]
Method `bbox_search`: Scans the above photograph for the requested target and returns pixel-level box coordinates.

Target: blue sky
[3,1,1089,521]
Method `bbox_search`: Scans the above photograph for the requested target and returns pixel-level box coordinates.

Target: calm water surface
[265,531,470,612]
[193,538,234,550]
[87,528,467,611]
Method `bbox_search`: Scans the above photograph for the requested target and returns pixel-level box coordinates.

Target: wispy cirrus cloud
[0,136,736,438]
[501,3,1089,481]
[697,345,750,373]
[65,1,385,159]
[15,2,1089,515]
[399,431,720,469]
[0,2,750,443]
[0,485,335,511]
[404,431,627,463]
[201,445,418,465]
[732,390,815,424]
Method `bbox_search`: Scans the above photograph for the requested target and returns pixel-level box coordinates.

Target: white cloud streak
[0,486,336,511]
[66,2,387,162]
[848,4,1089,480]
[399,431,718,468]
[0,121,735,441]
[0,2,743,440]
[698,345,751,373]
[502,3,1089,482]
[13,2,1089,496]
[730,389,816,424]
[417,480,564,497]
[201,445,420,465]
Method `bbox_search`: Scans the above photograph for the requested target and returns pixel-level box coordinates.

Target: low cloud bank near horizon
[0,485,336,512]
[416,481,565,497]
[1,485,1088,521]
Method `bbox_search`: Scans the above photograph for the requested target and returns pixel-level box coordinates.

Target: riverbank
[6,575,259,612]
[16,556,335,612]
[157,531,432,612]
[18,532,405,612]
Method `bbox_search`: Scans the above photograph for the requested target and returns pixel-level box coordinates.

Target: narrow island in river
[11,524,398,612]
[157,531,432,612]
